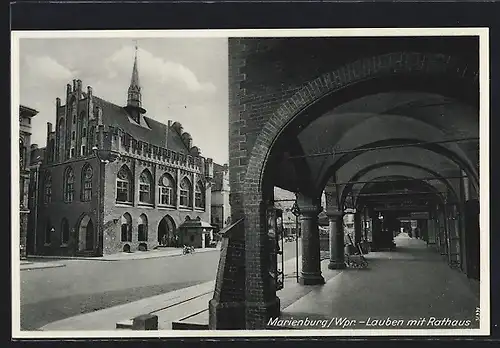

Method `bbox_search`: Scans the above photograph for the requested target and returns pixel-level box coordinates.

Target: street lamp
[92,145,120,256]
[290,201,300,283]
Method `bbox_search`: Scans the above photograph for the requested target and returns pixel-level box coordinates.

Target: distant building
[19,105,38,258]
[210,163,231,232]
[273,187,298,236]
[28,49,214,256]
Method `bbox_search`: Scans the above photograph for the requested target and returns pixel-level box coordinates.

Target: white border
[11,27,490,338]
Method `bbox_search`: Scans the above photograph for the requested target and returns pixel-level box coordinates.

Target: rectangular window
[65,183,74,203]
[82,128,87,137]
[139,184,150,203]
[81,146,86,156]
[180,189,189,207]
[83,181,92,201]
[195,192,203,208]
[70,148,75,158]
[44,187,52,204]
[117,181,129,202]
[159,187,173,206]
[72,131,76,140]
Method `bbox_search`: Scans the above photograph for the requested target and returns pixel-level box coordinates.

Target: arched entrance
[158,215,177,247]
[78,215,94,252]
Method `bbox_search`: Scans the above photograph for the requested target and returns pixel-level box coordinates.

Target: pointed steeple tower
[125,42,146,122]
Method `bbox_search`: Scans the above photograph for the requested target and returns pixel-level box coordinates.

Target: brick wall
[102,157,211,254]
[35,157,99,256]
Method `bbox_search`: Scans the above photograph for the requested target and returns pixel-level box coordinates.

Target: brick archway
[241,51,478,328]
[338,161,459,208]
[243,52,478,199]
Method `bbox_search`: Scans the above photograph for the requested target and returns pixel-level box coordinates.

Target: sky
[18,37,229,165]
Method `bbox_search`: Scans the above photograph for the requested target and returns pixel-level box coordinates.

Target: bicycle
[182,245,195,255]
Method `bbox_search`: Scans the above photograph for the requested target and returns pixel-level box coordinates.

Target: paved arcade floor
[278,234,480,330]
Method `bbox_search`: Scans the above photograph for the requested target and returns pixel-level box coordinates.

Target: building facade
[19,105,38,259]
[210,163,231,232]
[29,51,213,257]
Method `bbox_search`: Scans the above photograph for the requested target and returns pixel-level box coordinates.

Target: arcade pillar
[426,214,437,248]
[327,211,346,270]
[370,212,382,251]
[297,196,325,285]
[354,212,362,244]
[447,204,461,268]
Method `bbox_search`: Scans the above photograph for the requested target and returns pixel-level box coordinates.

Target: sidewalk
[21,260,66,271]
[278,234,480,330]
[27,245,221,262]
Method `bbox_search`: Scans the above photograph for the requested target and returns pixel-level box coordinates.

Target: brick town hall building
[27,51,214,257]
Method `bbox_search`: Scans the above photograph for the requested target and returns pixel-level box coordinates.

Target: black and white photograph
[11,29,489,338]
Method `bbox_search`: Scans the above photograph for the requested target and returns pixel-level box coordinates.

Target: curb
[115,290,213,329]
[21,264,66,271]
[26,248,221,263]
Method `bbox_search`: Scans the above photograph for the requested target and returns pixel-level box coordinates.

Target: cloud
[24,55,76,81]
[104,46,216,93]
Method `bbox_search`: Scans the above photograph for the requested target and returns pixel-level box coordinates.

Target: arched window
[45,220,52,244]
[121,213,132,242]
[138,214,148,242]
[139,170,153,204]
[61,218,70,245]
[116,165,133,203]
[81,164,93,201]
[43,172,52,204]
[63,167,75,203]
[195,181,205,209]
[159,173,175,206]
[180,177,193,207]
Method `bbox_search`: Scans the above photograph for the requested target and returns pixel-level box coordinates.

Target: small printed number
[475,307,480,322]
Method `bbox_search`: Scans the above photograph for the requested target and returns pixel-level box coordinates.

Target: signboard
[410,212,430,219]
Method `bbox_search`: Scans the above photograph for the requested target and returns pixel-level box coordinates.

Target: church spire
[130,43,140,88]
[126,41,146,120]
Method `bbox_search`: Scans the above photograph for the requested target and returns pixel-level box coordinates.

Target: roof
[213,163,226,173]
[179,217,213,229]
[20,105,39,117]
[93,96,190,154]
